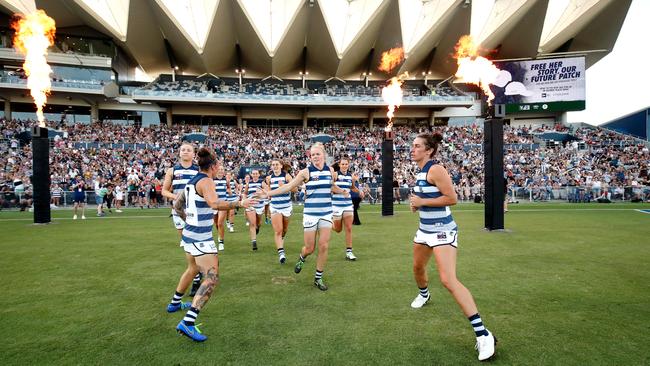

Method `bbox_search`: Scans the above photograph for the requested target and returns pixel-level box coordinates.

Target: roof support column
[302,108,308,129]
[368,109,374,129]
[4,100,11,120]
[429,109,435,126]
[166,108,172,127]
[90,103,99,123]
[236,107,243,128]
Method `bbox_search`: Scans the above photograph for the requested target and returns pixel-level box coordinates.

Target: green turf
[1,203,650,365]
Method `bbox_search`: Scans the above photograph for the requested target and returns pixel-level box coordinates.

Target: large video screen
[492,56,585,114]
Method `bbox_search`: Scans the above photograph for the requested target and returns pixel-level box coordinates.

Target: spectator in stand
[104,183,114,213]
[114,183,124,212]
[96,177,107,217]
[71,176,87,220]
[51,184,63,207]
[19,189,32,211]
[149,181,158,208]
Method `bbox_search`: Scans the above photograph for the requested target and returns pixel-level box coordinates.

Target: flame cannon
[454,35,505,230]
[378,48,406,216]
[31,126,51,223]
[13,10,56,224]
[483,104,505,231]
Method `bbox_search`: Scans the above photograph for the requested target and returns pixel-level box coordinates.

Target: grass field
[1,202,650,365]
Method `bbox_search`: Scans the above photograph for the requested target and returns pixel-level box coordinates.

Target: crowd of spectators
[140,77,466,99]
[1,117,649,209]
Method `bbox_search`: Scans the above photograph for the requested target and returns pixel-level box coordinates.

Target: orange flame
[12,10,56,127]
[453,35,500,104]
[378,47,404,73]
[381,72,409,131]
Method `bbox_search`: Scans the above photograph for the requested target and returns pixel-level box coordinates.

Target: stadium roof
[0,0,632,80]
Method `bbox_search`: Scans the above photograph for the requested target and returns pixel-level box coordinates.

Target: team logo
[437,232,447,240]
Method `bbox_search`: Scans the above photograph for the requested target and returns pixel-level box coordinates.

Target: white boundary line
[1,207,649,222]
[635,209,650,214]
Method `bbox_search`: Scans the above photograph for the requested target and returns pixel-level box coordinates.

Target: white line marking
[1,207,648,222]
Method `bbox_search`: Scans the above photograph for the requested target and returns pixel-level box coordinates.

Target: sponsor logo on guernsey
[437,232,447,240]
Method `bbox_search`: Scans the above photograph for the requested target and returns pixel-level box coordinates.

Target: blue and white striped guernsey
[172,163,199,214]
[304,164,333,217]
[270,172,292,210]
[214,175,227,200]
[247,179,265,209]
[413,160,457,233]
[227,179,238,201]
[332,170,353,208]
[181,173,215,244]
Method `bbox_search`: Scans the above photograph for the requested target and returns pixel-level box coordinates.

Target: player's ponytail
[197,147,216,171]
[281,161,292,174]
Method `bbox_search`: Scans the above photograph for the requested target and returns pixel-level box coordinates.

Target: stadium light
[362,72,370,87]
[422,70,432,85]
[300,71,308,88]
[235,68,246,84]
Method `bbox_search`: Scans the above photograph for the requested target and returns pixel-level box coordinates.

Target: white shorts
[303,214,333,231]
[247,206,265,215]
[332,205,353,218]
[182,240,218,257]
[413,230,458,248]
[270,206,292,217]
[172,213,186,230]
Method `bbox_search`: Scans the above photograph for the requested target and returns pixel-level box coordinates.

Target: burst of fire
[378,47,404,73]
[378,47,405,131]
[453,35,500,104]
[381,74,406,131]
[12,10,56,127]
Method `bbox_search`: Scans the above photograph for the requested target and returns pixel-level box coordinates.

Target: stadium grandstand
[0,0,647,210]
[0,0,634,127]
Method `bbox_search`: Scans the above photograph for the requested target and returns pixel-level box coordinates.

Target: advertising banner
[492,57,586,113]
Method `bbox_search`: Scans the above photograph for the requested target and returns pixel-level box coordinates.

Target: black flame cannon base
[32,126,51,224]
[483,118,504,230]
[381,130,394,216]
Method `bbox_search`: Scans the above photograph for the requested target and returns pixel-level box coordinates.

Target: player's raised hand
[254,188,269,199]
[240,197,255,208]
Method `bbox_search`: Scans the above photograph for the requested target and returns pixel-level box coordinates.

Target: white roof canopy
[75,0,129,41]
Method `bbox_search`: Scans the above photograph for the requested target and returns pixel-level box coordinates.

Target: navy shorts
[73,194,85,203]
